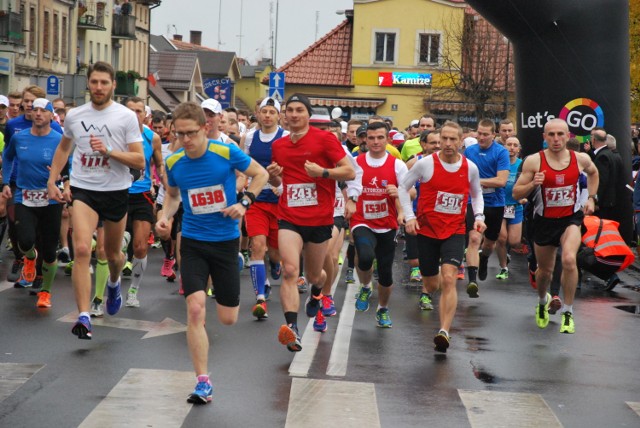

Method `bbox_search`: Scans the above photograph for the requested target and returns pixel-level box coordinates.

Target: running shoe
[237,252,244,271]
[305,293,323,317]
[536,293,552,329]
[604,273,620,291]
[345,268,355,284]
[297,276,308,293]
[90,298,104,318]
[270,261,282,280]
[242,251,250,268]
[321,295,337,317]
[434,330,450,353]
[466,281,479,298]
[496,268,509,280]
[57,247,71,264]
[7,259,22,282]
[355,286,373,312]
[418,293,433,310]
[559,311,575,334]
[29,276,43,295]
[147,232,155,246]
[376,308,392,328]
[264,282,272,301]
[72,315,92,339]
[160,257,176,277]
[548,295,562,315]
[122,261,132,277]
[36,291,51,308]
[478,255,488,281]
[166,271,177,282]
[457,263,465,280]
[252,300,268,320]
[187,380,213,404]
[64,260,74,276]
[278,324,302,352]
[409,266,422,283]
[13,272,32,288]
[22,250,37,283]
[372,259,378,281]
[106,281,123,315]
[208,287,215,298]
[126,288,140,308]
[313,311,327,332]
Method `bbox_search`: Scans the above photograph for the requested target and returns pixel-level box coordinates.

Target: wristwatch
[322,169,330,179]
[240,198,251,209]
[588,194,598,203]
[105,145,113,158]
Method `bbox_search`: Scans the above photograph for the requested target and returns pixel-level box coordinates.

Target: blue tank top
[249,128,283,204]
[129,127,154,194]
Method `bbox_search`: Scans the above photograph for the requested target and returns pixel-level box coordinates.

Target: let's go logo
[558,98,604,142]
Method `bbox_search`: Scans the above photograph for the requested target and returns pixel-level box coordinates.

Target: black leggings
[352,227,396,287]
[15,203,63,263]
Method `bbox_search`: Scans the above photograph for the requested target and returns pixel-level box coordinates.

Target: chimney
[173,34,183,41]
[190,30,202,46]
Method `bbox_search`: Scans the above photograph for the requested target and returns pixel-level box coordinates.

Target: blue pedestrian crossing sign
[47,75,59,95]
[269,72,285,102]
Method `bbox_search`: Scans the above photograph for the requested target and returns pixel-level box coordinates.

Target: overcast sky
[150,0,353,66]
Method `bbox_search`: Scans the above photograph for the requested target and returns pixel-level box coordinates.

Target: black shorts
[278,219,333,244]
[128,191,155,224]
[71,186,129,223]
[417,233,465,277]
[180,236,240,306]
[333,215,348,232]
[533,211,584,247]
[466,205,504,242]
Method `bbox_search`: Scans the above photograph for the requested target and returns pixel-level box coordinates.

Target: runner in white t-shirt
[48,61,144,340]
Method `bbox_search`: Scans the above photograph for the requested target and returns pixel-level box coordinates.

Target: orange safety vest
[582,215,635,271]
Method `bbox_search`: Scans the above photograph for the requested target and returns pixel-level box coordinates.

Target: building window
[61,15,67,59]
[419,33,440,65]
[29,5,35,53]
[43,10,50,57]
[53,13,59,58]
[375,32,396,63]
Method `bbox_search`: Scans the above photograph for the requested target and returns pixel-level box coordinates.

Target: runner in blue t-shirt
[462,119,510,298]
[155,101,268,405]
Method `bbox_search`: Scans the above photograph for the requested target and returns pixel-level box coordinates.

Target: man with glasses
[156,101,268,404]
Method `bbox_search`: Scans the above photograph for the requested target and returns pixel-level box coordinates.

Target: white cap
[33,98,54,113]
[393,132,405,143]
[0,95,8,107]
[464,137,478,148]
[259,97,281,113]
[410,119,419,127]
[201,98,222,114]
[340,120,348,134]
[145,105,152,117]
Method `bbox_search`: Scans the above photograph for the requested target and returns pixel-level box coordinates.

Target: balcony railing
[112,14,136,39]
[0,11,23,45]
[77,1,106,31]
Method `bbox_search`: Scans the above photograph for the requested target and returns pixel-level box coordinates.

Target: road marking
[57,312,186,339]
[288,243,347,377]
[326,282,357,377]
[627,401,640,417]
[78,368,193,428]
[458,389,562,427]
[285,378,380,428]
[0,280,15,293]
[0,363,45,402]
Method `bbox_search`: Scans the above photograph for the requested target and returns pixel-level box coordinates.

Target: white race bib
[286,183,318,207]
[363,199,389,219]
[188,185,227,214]
[504,204,516,219]
[482,186,495,194]
[544,185,575,207]
[22,189,49,208]
[434,191,464,214]
[80,153,111,173]
[333,194,345,217]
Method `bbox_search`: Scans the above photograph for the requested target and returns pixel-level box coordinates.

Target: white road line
[627,401,640,418]
[0,363,45,402]
[326,282,357,377]
[0,280,15,293]
[57,312,186,339]
[288,242,348,378]
[78,368,194,428]
[285,378,381,428]
[458,389,563,428]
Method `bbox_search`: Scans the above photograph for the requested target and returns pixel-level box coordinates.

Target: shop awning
[308,96,386,109]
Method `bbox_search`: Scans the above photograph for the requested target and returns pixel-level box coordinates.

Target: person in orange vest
[578,215,635,291]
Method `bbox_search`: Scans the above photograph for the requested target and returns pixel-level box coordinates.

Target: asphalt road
[1,241,639,427]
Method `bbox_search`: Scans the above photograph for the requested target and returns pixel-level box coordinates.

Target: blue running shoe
[71,315,92,339]
[305,293,323,317]
[237,252,244,271]
[264,282,272,301]
[106,281,122,316]
[187,380,213,404]
[14,277,32,288]
[355,286,372,312]
[321,295,337,317]
[313,311,327,332]
[376,308,392,328]
[270,261,282,280]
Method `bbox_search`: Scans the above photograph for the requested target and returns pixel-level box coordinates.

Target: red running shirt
[350,154,399,231]
[535,150,580,218]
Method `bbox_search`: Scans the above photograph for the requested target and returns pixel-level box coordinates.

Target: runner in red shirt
[400,121,486,352]
[267,94,355,352]
[513,118,598,335]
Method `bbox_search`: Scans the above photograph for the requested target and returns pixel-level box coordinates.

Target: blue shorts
[504,205,524,226]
